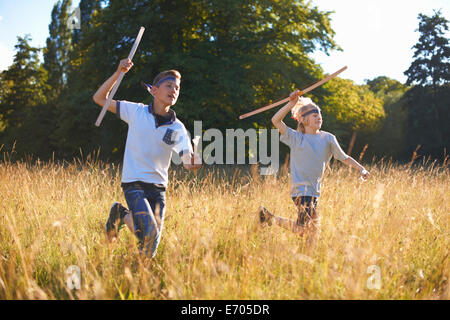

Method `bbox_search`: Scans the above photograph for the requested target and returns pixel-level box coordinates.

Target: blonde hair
[291,97,321,133]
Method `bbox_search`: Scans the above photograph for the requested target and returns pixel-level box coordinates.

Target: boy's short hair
[291,97,320,121]
[291,97,321,133]
[152,70,181,87]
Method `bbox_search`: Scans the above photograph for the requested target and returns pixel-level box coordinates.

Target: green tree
[366,76,408,105]
[366,76,409,159]
[403,10,449,157]
[55,0,340,159]
[0,73,11,133]
[404,10,450,87]
[49,0,105,158]
[401,85,450,159]
[321,78,385,156]
[0,36,49,129]
[44,0,74,100]
[0,36,52,157]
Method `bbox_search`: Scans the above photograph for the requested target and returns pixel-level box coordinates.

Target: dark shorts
[291,196,319,227]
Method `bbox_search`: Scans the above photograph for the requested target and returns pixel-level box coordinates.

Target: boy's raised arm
[93,59,134,114]
[271,90,299,136]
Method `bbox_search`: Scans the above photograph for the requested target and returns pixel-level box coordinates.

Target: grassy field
[0,155,448,300]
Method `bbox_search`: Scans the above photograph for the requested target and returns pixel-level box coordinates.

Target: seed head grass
[0,157,448,299]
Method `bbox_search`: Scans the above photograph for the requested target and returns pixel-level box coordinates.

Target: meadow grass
[0,155,448,300]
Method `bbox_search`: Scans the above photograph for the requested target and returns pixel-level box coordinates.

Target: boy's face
[307,111,323,130]
[152,78,181,106]
[301,108,322,130]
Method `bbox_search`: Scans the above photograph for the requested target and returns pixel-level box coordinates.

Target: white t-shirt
[117,100,192,187]
[280,127,349,197]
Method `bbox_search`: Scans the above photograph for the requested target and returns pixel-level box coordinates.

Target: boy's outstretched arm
[271,90,299,135]
[93,58,134,113]
[342,157,370,180]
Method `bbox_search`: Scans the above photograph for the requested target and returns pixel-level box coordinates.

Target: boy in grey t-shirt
[259,90,370,242]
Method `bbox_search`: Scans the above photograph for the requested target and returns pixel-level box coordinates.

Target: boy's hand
[181,152,202,170]
[288,90,300,106]
[360,168,370,181]
[117,58,133,74]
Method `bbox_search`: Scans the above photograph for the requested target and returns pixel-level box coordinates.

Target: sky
[0,0,81,71]
[0,0,449,85]
[311,0,450,84]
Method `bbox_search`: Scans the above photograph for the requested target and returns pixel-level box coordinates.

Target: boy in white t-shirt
[93,58,201,257]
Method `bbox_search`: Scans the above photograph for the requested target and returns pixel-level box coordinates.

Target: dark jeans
[122,181,166,257]
[292,196,318,227]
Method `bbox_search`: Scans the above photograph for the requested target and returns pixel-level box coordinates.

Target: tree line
[0,0,448,163]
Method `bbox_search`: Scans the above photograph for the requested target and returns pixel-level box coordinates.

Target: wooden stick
[239,66,347,120]
[95,26,145,127]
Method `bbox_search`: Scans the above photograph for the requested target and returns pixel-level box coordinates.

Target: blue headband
[300,109,319,117]
[154,76,177,87]
[141,77,179,96]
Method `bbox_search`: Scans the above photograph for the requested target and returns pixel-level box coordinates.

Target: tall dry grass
[0,155,448,300]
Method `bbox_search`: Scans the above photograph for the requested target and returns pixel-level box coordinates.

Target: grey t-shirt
[280,127,349,197]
